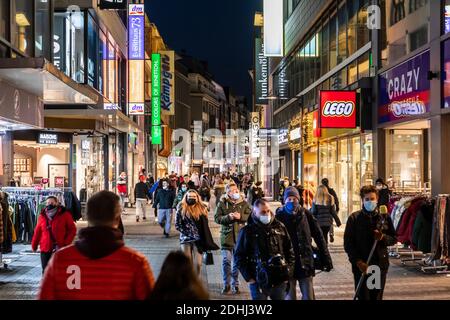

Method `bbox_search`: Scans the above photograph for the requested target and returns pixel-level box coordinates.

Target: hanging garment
[412,202,433,253]
[397,197,426,245]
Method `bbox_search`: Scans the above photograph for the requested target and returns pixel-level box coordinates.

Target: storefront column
[430,115,450,195]
[103,136,109,191]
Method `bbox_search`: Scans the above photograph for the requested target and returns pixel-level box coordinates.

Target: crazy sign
[319,90,357,128]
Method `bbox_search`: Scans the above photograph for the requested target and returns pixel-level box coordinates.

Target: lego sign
[320,91,357,128]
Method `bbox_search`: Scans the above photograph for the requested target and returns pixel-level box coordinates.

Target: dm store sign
[128,4,145,60]
[379,50,430,123]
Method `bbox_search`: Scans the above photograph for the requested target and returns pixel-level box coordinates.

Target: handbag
[202,251,214,265]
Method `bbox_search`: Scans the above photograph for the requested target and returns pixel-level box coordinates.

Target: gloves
[356,260,368,274]
[374,230,384,241]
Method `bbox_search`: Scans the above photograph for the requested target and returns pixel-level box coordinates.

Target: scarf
[75,227,124,260]
[46,207,58,220]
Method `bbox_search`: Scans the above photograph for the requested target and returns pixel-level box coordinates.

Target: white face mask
[259,214,271,225]
[231,192,240,200]
[163,185,168,189]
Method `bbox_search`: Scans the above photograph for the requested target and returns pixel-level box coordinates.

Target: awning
[0,58,98,105]
[44,109,142,133]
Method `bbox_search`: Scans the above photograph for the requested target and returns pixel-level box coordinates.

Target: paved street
[1,201,450,300]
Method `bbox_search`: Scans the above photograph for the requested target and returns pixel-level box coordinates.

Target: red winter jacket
[38,245,155,300]
[31,207,77,253]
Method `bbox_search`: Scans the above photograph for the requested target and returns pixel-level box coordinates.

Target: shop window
[35,0,50,59]
[409,25,428,52]
[99,30,106,94]
[329,14,338,69]
[87,15,99,89]
[54,11,85,83]
[337,4,348,64]
[356,0,369,50]
[13,0,33,56]
[0,0,9,41]
[347,0,358,56]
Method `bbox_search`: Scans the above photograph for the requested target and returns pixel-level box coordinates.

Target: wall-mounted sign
[128,4,145,117]
[320,90,357,128]
[278,128,288,145]
[152,53,162,145]
[255,38,268,104]
[289,128,301,141]
[104,103,119,110]
[288,114,302,151]
[263,0,284,57]
[81,140,91,151]
[41,178,49,185]
[443,41,450,109]
[250,112,260,158]
[379,50,430,123]
[99,0,127,10]
[38,133,58,145]
[160,51,175,115]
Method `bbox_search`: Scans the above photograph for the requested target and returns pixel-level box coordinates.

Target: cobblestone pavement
[1,200,450,300]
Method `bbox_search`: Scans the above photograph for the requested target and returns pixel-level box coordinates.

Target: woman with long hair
[175,190,219,274]
[149,251,209,300]
[311,185,342,243]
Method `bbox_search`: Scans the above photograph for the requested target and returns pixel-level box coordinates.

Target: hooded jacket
[31,206,77,253]
[276,206,332,279]
[234,213,295,283]
[153,188,176,210]
[38,227,155,300]
[214,194,252,249]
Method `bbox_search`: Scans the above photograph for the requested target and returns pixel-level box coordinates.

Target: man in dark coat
[344,185,397,300]
[235,199,295,300]
[375,178,392,207]
[276,187,333,300]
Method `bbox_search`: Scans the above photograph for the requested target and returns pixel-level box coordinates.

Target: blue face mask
[364,200,378,213]
[285,201,299,213]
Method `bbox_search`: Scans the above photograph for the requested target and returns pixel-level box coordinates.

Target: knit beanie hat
[284,186,300,203]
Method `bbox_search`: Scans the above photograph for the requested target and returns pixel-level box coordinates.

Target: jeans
[158,209,173,234]
[285,277,315,300]
[249,282,287,300]
[119,194,127,210]
[135,199,147,218]
[221,249,239,287]
[40,252,53,274]
[353,270,387,300]
[321,226,331,243]
[181,242,203,275]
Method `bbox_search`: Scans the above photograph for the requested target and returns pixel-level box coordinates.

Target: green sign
[151,53,161,144]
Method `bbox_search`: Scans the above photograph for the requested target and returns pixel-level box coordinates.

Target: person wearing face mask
[175,190,219,274]
[173,182,188,209]
[117,172,128,212]
[214,182,252,295]
[276,187,333,300]
[278,178,290,204]
[32,196,77,273]
[375,178,391,207]
[247,181,265,206]
[344,185,397,300]
[235,199,295,300]
[153,179,176,238]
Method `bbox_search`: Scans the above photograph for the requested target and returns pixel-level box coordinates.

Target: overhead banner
[379,50,430,123]
[250,112,260,158]
[255,38,268,105]
[320,90,357,129]
[128,4,145,115]
[152,53,162,145]
[263,0,283,57]
[160,50,175,116]
[99,0,127,10]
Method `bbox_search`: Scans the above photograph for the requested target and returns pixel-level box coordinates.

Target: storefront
[378,49,431,193]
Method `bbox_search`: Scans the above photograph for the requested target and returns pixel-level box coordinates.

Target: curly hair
[360,185,379,199]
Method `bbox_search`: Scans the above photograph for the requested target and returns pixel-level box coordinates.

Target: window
[410,25,428,52]
[13,0,33,56]
[0,0,9,40]
[357,0,369,50]
[320,20,329,76]
[347,0,358,56]
[36,0,50,59]
[358,52,370,78]
[329,14,337,69]
[337,4,347,64]
[87,15,98,88]
[348,59,358,84]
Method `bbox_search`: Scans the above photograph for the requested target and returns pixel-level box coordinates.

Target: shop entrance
[385,120,430,193]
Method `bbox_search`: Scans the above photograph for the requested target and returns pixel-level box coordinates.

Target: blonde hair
[314,185,335,206]
[180,190,208,220]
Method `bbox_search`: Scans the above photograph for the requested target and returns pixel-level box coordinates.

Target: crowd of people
[30,168,396,301]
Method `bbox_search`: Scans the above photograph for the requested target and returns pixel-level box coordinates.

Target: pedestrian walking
[173,182,188,209]
[344,185,397,300]
[149,251,209,300]
[191,172,201,189]
[117,172,128,212]
[31,196,77,273]
[247,181,265,206]
[199,179,211,203]
[213,177,226,208]
[38,191,155,300]
[279,177,290,204]
[149,179,161,223]
[311,185,342,243]
[321,178,340,242]
[235,199,295,300]
[134,175,150,222]
[153,179,176,238]
[276,187,333,300]
[214,182,252,295]
[175,190,219,274]
[375,178,392,207]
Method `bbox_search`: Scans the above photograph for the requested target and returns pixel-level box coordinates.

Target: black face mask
[46,205,56,211]
[186,199,197,206]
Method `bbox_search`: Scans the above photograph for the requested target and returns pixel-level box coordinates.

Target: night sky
[145,0,263,104]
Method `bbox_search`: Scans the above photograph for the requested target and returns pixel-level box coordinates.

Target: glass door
[337,139,349,222]
[350,136,361,216]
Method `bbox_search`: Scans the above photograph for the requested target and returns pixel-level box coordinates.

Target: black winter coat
[311,202,341,228]
[234,215,295,283]
[344,209,397,273]
[134,182,149,200]
[276,206,332,279]
[153,188,176,210]
[326,187,340,212]
[378,186,391,207]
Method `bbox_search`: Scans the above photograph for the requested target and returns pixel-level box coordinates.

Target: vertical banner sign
[128,4,145,115]
[152,53,162,145]
[250,112,260,158]
[255,38,268,105]
[263,0,284,57]
[160,51,175,116]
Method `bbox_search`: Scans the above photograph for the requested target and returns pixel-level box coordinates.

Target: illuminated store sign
[160,51,175,115]
[320,91,357,128]
[263,0,283,57]
[250,112,260,158]
[255,38,268,104]
[38,133,58,145]
[379,50,430,123]
[152,53,162,145]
